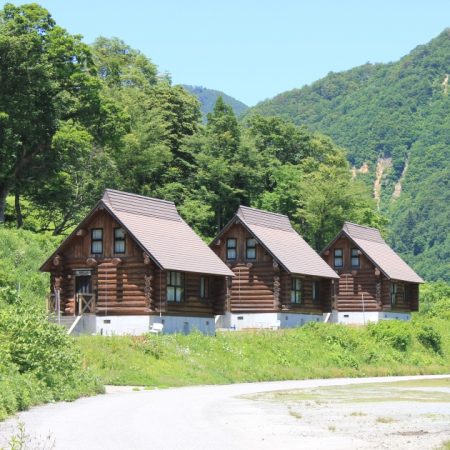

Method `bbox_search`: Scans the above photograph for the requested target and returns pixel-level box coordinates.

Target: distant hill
[247,29,450,281]
[182,85,248,119]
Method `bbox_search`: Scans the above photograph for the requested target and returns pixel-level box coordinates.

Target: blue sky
[2,1,449,105]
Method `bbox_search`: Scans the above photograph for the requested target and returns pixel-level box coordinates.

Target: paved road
[0,375,449,450]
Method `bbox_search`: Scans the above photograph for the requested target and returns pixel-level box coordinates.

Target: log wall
[212,222,332,314]
[47,209,225,317]
[323,235,417,312]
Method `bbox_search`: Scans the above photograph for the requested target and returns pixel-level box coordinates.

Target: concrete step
[48,315,77,329]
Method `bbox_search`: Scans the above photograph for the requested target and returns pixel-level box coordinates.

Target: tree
[0,3,102,224]
[92,36,158,89]
[253,124,385,250]
[183,98,263,234]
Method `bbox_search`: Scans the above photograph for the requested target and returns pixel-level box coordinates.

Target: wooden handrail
[76,293,96,315]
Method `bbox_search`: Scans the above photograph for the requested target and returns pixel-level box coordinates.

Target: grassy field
[77,318,450,387]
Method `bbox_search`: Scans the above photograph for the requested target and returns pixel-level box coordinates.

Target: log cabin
[321,222,423,324]
[40,189,234,335]
[211,206,339,330]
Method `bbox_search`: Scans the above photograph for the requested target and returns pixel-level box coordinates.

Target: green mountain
[247,29,450,281]
[182,85,248,119]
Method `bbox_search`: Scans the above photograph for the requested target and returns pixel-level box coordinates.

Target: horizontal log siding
[324,236,380,312]
[324,235,417,313]
[214,221,332,314]
[381,280,418,312]
[48,209,225,317]
[280,273,329,314]
[229,262,276,312]
[165,272,220,317]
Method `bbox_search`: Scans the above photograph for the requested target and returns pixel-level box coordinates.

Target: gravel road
[0,375,449,450]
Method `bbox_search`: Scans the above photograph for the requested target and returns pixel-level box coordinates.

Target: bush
[419,282,450,319]
[416,325,442,355]
[368,321,413,352]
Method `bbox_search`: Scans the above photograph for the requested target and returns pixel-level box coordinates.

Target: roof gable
[338,222,423,283]
[216,206,339,279]
[42,190,233,277]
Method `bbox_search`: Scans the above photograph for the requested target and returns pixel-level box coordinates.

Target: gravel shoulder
[0,375,449,450]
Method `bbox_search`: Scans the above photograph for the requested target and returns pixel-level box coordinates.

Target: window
[399,284,405,302]
[390,282,397,306]
[114,228,126,254]
[200,276,209,300]
[167,272,184,302]
[334,248,343,267]
[312,280,320,303]
[351,248,360,268]
[226,238,237,260]
[246,238,256,260]
[291,277,302,304]
[91,229,103,254]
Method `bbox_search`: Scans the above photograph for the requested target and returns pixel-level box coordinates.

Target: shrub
[419,282,450,319]
[0,295,104,420]
[417,325,442,355]
[368,321,412,352]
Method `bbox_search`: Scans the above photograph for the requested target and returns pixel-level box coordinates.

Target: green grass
[244,378,450,404]
[77,318,450,387]
[440,441,450,450]
[376,416,396,423]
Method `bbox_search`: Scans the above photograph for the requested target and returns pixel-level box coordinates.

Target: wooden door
[75,276,92,294]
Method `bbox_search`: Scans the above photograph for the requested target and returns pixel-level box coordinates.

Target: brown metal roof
[342,222,424,283]
[102,190,233,276]
[234,206,339,279]
[41,189,233,277]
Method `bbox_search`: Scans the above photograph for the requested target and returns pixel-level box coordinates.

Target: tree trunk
[15,190,23,228]
[0,184,9,223]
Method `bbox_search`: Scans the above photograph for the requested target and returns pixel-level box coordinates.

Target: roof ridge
[239,216,295,234]
[104,188,176,205]
[344,221,378,230]
[239,205,290,219]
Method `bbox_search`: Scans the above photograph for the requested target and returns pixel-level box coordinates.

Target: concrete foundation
[215,312,322,330]
[71,314,215,336]
[327,310,411,325]
[68,309,412,335]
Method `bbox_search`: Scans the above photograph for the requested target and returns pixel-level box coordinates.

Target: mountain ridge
[182,85,248,120]
[246,29,450,281]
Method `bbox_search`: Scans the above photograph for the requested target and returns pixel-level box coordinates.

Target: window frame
[226,238,237,261]
[291,277,302,304]
[245,238,257,260]
[200,276,209,300]
[334,248,343,268]
[91,228,103,255]
[114,227,126,254]
[351,248,360,268]
[167,271,185,303]
[390,282,397,306]
[312,280,320,304]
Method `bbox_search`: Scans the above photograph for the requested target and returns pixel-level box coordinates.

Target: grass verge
[77,318,450,387]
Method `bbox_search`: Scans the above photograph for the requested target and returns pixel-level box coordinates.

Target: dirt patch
[244,377,450,449]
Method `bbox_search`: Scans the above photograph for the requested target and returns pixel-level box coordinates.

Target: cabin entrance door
[75,275,91,295]
[74,270,94,315]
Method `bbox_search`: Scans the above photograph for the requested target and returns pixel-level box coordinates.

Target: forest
[248,29,450,281]
[0,3,383,254]
[1,2,450,425]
